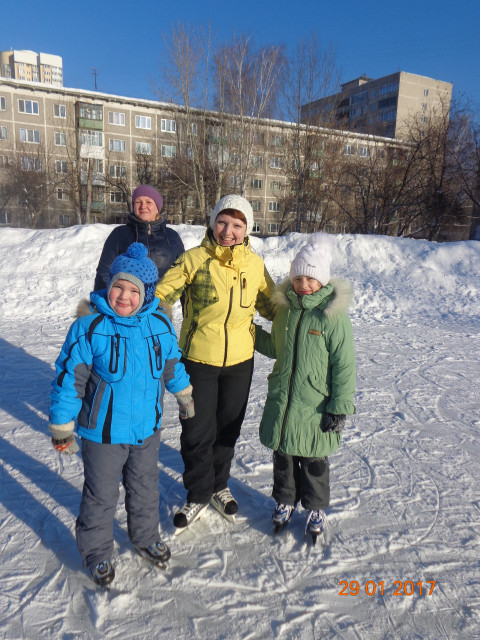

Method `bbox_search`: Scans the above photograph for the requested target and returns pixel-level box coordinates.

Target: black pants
[180,357,254,503]
[272,450,330,511]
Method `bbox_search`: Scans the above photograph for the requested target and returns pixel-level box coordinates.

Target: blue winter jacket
[50,291,190,445]
[94,213,185,291]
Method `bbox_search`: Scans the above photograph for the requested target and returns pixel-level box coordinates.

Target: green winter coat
[255,279,356,458]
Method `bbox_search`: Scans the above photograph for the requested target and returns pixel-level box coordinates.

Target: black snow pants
[272,450,330,511]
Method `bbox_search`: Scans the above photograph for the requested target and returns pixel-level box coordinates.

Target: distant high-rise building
[301,71,453,139]
[0,50,63,87]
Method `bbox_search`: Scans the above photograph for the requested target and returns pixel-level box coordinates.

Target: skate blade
[135,548,169,569]
[209,498,237,523]
[173,503,209,535]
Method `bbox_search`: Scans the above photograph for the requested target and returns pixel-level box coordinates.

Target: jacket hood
[200,228,252,263]
[77,290,160,323]
[272,277,353,319]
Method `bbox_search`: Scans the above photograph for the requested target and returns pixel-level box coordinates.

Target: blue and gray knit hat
[107,243,158,315]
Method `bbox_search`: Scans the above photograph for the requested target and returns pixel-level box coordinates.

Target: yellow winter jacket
[155,230,275,367]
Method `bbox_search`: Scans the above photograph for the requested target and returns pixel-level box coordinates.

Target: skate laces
[272,503,294,524]
[306,509,326,532]
[213,488,236,507]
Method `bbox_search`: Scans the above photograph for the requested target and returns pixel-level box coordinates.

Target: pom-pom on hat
[210,194,254,236]
[289,233,333,287]
[107,243,159,315]
[131,185,163,215]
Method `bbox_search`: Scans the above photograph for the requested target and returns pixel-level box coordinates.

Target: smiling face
[108,279,141,316]
[133,196,159,222]
[212,211,247,247]
[293,275,322,296]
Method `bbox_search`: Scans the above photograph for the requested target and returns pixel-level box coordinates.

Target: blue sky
[4,0,480,112]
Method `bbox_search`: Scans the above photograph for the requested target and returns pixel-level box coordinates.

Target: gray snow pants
[76,431,161,568]
[272,450,330,511]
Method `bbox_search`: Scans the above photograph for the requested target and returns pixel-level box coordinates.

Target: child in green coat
[254,234,356,539]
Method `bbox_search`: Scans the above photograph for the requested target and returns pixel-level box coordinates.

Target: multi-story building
[0,50,63,87]
[302,71,453,139]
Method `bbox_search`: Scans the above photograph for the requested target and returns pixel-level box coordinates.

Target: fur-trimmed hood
[270,277,353,319]
[74,293,173,321]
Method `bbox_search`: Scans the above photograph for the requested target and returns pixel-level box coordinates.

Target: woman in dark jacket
[94,185,184,291]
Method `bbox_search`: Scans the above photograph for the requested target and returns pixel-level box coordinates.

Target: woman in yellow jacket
[155,195,275,532]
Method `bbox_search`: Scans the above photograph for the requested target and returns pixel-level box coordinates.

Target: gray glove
[49,421,79,455]
[323,413,346,433]
[174,385,195,420]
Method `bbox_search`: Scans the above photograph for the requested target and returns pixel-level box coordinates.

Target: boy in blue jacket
[49,243,194,586]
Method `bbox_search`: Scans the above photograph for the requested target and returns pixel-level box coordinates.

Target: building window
[57,188,69,200]
[55,160,68,173]
[0,126,7,140]
[79,104,102,120]
[1,96,6,110]
[268,223,279,233]
[161,145,176,157]
[135,141,152,155]
[252,222,261,233]
[190,122,197,136]
[378,82,399,96]
[252,132,264,145]
[271,135,283,146]
[422,103,428,111]
[22,157,41,171]
[268,201,280,212]
[161,119,176,133]
[249,155,264,167]
[270,180,282,191]
[229,152,239,164]
[359,147,370,158]
[378,110,396,122]
[81,130,103,146]
[54,132,67,146]
[108,111,125,126]
[81,158,103,173]
[58,214,69,227]
[343,144,355,155]
[54,104,67,118]
[270,156,283,169]
[109,138,126,152]
[18,100,39,115]
[0,155,9,167]
[20,128,40,143]
[250,178,263,189]
[424,89,429,96]
[109,165,127,178]
[0,211,12,224]
[135,115,151,130]
[110,191,125,203]
[228,176,241,189]
[250,200,261,212]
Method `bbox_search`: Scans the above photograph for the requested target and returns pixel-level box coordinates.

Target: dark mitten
[49,421,79,455]
[174,385,195,419]
[323,413,346,433]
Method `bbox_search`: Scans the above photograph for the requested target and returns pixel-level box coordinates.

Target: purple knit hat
[131,185,163,214]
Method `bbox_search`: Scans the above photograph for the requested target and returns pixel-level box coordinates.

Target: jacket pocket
[239,272,255,308]
[146,334,163,379]
[78,370,107,430]
[307,373,331,397]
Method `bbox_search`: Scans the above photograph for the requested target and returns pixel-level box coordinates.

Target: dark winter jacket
[50,291,190,445]
[255,279,356,458]
[94,213,185,290]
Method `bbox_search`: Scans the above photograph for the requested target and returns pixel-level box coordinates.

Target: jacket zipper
[278,308,305,449]
[222,287,234,367]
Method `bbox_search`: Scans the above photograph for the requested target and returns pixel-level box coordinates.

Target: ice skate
[305,509,326,545]
[210,488,238,523]
[173,501,209,535]
[90,560,115,587]
[136,539,171,567]
[272,503,295,533]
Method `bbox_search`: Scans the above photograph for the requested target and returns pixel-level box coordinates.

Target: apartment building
[0,50,63,87]
[1,77,421,235]
[302,71,453,139]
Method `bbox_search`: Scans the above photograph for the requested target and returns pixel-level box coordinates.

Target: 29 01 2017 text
[338,580,436,596]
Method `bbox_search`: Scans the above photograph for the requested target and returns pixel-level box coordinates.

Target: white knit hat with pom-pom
[289,233,333,286]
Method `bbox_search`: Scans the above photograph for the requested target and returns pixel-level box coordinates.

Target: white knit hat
[210,194,254,236]
[289,233,333,287]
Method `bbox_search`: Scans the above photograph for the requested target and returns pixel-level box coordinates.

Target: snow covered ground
[1,223,479,640]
